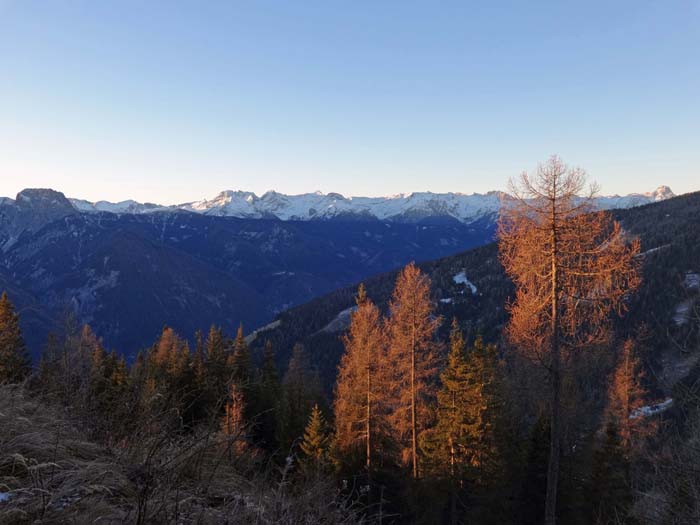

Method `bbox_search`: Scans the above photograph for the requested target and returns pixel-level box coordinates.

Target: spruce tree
[0,292,31,383]
[518,416,550,525]
[588,421,632,523]
[191,329,208,422]
[464,336,504,485]
[228,324,254,423]
[229,323,252,387]
[254,340,281,448]
[205,325,229,407]
[278,343,321,450]
[37,332,61,394]
[192,329,206,386]
[301,403,329,463]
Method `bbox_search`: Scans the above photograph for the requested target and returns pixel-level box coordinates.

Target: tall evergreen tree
[425,319,470,479]
[278,343,321,450]
[334,284,387,474]
[588,420,632,524]
[204,325,229,408]
[228,324,254,423]
[229,323,252,387]
[37,332,61,393]
[424,322,505,522]
[192,329,206,385]
[464,336,504,484]
[0,292,31,383]
[386,263,441,478]
[254,340,281,449]
[518,415,550,525]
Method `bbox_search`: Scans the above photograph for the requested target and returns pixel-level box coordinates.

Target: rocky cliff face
[0,189,77,250]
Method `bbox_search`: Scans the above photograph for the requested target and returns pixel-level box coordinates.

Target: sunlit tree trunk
[545,191,560,525]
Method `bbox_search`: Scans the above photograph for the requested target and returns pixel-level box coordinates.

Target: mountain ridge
[58,185,677,223]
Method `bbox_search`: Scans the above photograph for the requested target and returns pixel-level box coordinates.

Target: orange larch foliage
[385,263,441,479]
[497,156,641,524]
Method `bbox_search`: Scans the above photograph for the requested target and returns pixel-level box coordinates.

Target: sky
[0,1,698,204]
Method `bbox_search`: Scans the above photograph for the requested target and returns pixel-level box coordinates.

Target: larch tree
[386,263,441,479]
[0,292,31,383]
[221,383,247,456]
[497,155,641,524]
[301,403,330,463]
[606,337,652,452]
[334,284,387,476]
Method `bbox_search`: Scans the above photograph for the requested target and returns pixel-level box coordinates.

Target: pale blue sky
[1,1,698,203]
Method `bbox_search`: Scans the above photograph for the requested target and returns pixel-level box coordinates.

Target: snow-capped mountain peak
[56,186,677,223]
[651,185,674,201]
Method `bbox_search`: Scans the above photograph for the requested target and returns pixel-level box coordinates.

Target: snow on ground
[635,244,671,258]
[630,399,673,419]
[244,319,281,345]
[318,306,358,333]
[453,271,477,295]
[673,300,695,326]
[684,272,700,291]
[439,298,453,304]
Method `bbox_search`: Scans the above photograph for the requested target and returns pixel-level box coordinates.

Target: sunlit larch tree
[497,155,641,524]
[221,382,247,456]
[301,403,330,464]
[606,337,653,453]
[386,262,441,479]
[334,284,387,477]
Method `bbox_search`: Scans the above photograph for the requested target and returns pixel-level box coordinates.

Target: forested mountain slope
[252,191,700,392]
[0,190,496,357]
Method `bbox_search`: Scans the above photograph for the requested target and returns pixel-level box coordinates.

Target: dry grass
[0,383,128,523]
[0,384,360,524]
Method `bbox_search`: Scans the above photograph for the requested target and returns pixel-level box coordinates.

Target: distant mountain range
[68,186,675,223]
[0,185,678,359]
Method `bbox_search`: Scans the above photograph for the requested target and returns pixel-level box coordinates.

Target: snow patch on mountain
[318,306,358,334]
[71,199,166,214]
[453,271,478,295]
[244,319,282,345]
[630,398,673,419]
